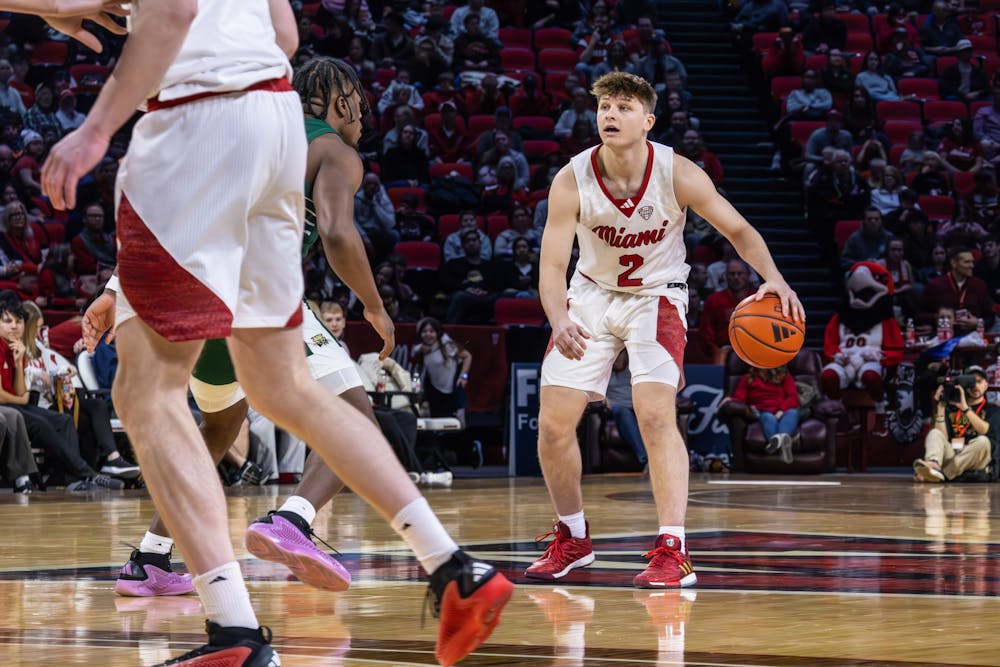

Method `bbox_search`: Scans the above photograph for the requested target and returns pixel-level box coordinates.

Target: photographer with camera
[913,366,1000,482]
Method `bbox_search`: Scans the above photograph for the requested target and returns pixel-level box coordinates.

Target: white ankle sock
[13,475,29,487]
[658,525,685,551]
[192,561,258,629]
[278,495,317,526]
[559,511,587,539]
[139,531,173,555]
[390,497,459,576]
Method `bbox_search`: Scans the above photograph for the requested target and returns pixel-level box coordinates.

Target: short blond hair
[590,72,657,113]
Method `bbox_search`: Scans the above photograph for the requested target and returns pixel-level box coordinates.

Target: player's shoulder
[315,133,363,176]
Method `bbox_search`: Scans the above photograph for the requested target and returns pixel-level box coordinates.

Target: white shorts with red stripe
[540,279,688,400]
[114,81,306,342]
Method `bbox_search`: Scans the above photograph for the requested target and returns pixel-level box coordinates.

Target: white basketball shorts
[541,279,688,400]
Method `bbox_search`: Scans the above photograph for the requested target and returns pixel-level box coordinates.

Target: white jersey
[133,0,291,102]
[569,141,689,297]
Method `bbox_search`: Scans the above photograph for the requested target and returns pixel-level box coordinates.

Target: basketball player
[42,3,512,666]
[113,57,399,599]
[527,72,804,587]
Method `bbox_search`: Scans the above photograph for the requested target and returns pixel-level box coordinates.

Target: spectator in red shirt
[624,16,672,64]
[721,364,800,460]
[699,259,752,351]
[508,74,553,119]
[427,100,468,163]
[920,246,996,333]
[465,73,507,116]
[422,71,466,115]
[71,203,116,277]
[678,129,724,186]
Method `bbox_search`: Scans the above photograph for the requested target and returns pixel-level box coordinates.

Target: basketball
[728,293,805,368]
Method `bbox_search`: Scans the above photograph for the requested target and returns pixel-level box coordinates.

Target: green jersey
[191,117,341,386]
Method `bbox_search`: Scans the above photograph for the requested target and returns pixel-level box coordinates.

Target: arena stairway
[655,0,835,346]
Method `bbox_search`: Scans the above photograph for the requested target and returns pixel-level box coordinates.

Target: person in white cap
[940,39,990,102]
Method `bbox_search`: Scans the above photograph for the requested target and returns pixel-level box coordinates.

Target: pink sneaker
[245,511,351,592]
[115,549,195,596]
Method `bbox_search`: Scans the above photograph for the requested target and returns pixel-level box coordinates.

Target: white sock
[659,526,685,551]
[139,531,173,555]
[192,561,258,629]
[559,511,587,539]
[278,495,317,526]
[13,475,29,487]
[390,497,459,575]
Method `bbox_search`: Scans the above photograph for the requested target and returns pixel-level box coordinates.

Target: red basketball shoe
[524,521,595,580]
[632,534,697,588]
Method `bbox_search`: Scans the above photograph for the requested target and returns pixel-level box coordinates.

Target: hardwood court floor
[2,473,999,666]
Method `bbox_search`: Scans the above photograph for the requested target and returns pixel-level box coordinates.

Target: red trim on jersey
[285,306,304,328]
[147,78,293,111]
[578,271,596,284]
[117,194,233,342]
[656,296,687,389]
[590,141,654,218]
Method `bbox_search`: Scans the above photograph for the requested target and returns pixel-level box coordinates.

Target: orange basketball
[728,293,805,368]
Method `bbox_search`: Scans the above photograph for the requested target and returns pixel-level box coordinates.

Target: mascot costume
[821,262,903,433]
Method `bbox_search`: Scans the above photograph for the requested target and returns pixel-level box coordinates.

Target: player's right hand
[42,123,110,210]
[552,318,590,360]
[82,291,116,353]
[365,305,396,361]
[42,1,129,53]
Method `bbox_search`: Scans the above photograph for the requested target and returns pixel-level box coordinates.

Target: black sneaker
[101,455,141,479]
[154,621,280,666]
[66,474,124,492]
[236,460,264,486]
[426,551,514,666]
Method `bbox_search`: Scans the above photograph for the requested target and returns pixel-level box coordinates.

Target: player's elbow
[157,0,198,30]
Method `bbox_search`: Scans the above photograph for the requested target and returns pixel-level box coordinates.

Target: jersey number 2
[618,254,644,287]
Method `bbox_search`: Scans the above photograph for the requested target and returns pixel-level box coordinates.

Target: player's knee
[538,410,574,447]
[635,411,678,439]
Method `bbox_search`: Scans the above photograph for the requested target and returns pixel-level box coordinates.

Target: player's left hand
[42,123,109,210]
[365,305,396,361]
[82,291,116,353]
[42,1,129,53]
[740,280,805,324]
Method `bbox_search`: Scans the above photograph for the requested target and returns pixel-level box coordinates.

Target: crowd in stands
[728,0,1000,336]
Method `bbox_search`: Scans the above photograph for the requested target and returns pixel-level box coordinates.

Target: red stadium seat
[970,100,992,116]
[494,298,546,326]
[883,120,923,145]
[466,114,495,136]
[979,54,1000,76]
[486,214,509,239]
[537,49,579,72]
[375,68,396,88]
[429,162,474,181]
[875,100,921,123]
[545,71,572,95]
[918,195,956,220]
[690,245,718,265]
[789,121,825,147]
[513,115,555,135]
[889,144,906,167]
[953,171,976,198]
[522,139,561,162]
[30,41,67,65]
[770,75,801,101]
[923,100,968,125]
[42,222,65,244]
[534,27,574,50]
[835,219,862,252]
[752,32,778,54]
[805,54,828,71]
[500,47,536,70]
[438,214,484,239]
[499,27,532,48]
[844,32,873,53]
[935,56,957,76]
[838,13,872,33]
[69,64,109,93]
[394,242,441,270]
[386,187,426,210]
[897,77,940,100]
[968,35,994,53]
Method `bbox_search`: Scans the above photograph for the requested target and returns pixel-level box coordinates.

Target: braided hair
[293,57,369,123]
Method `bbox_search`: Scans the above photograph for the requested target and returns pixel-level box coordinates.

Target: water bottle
[411,371,422,395]
[375,368,387,393]
[905,318,915,346]
[976,318,985,340]
[937,316,952,342]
